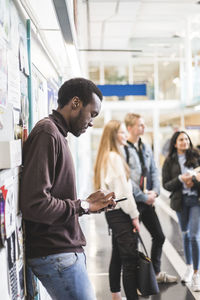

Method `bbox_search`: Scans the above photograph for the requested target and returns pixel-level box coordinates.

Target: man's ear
[71,97,81,110]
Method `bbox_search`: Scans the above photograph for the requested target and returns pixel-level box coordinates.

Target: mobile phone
[115,197,127,203]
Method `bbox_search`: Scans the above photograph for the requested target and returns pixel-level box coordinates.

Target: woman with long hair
[94,120,140,300]
[162,131,200,291]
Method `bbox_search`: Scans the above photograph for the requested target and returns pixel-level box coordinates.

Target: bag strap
[124,145,130,164]
[137,232,149,257]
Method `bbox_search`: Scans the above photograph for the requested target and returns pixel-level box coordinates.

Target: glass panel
[158,61,180,100]
[132,63,154,100]
[104,65,128,84]
[88,64,100,84]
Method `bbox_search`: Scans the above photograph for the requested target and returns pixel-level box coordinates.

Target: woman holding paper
[94,120,140,300]
[162,131,200,292]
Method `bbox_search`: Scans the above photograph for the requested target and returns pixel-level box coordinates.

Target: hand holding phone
[115,197,127,203]
[97,197,128,212]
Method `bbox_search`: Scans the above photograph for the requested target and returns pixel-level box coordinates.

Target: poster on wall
[4,185,15,239]
[0,39,8,108]
[7,231,19,299]
[0,188,6,247]
[16,217,24,298]
[32,66,48,125]
[8,49,20,109]
[19,36,29,76]
[0,0,10,42]
[10,2,19,56]
[48,81,58,114]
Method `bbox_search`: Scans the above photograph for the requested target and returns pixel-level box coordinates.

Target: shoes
[191,273,200,292]
[181,265,193,283]
[156,271,178,283]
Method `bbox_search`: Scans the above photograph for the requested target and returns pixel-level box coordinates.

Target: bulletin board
[32,65,48,126]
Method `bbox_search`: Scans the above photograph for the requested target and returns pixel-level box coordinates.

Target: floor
[80,192,200,300]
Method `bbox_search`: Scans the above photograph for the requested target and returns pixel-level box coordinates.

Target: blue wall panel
[97,84,146,96]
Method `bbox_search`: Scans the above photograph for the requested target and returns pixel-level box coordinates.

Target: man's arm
[20,132,115,224]
[148,146,160,196]
[124,146,148,203]
[131,180,148,203]
[20,132,80,225]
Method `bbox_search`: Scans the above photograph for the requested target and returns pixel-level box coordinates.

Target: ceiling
[18,0,200,74]
[75,0,200,126]
[77,0,200,62]
[14,0,200,128]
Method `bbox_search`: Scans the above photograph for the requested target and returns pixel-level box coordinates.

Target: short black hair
[57,77,103,108]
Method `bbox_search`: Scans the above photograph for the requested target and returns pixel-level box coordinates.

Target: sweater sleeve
[20,131,81,226]
[105,152,139,219]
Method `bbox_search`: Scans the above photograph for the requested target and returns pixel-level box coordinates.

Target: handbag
[136,232,160,296]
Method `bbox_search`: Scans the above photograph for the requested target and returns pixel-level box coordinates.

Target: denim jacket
[124,141,160,203]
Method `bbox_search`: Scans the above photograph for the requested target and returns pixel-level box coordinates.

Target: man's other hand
[86,190,116,213]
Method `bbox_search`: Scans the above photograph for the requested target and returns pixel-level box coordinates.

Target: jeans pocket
[57,253,78,272]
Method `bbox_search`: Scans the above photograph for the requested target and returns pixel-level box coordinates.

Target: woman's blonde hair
[94,120,130,190]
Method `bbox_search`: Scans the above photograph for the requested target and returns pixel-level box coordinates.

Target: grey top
[178,153,197,196]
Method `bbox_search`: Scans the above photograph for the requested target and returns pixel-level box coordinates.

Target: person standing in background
[94,120,140,300]
[161,124,179,157]
[20,78,115,300]
[162,131,200,291]
[124,113,177,283]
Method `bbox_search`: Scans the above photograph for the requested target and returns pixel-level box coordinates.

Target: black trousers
[137,202,165,274]
[105,209,138,300]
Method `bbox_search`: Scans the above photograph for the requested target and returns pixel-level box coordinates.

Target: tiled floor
[81,197,196,300]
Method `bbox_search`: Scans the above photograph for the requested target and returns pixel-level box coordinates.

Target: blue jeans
[176,195,200,270]
[28,252,96,300]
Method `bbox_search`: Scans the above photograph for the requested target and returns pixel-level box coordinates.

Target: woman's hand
[181,173,194,188]
[195,173,200,182]
[132,217,140,232]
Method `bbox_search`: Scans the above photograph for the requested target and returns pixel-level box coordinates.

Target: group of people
[20,77,200,300]
[94,114,178,300]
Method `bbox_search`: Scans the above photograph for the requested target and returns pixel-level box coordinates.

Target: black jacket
[162,152,200,212]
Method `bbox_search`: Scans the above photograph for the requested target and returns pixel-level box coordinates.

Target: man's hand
[132,217,140,232]
[86,190,116,213]
[146,190,156,205]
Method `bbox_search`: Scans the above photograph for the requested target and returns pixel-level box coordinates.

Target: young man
[124,113,178,283]
[20,78,115,300]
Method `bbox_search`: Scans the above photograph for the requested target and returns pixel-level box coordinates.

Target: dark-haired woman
[162,131,200,292]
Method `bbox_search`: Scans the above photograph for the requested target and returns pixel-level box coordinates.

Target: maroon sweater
[20,110,86,258]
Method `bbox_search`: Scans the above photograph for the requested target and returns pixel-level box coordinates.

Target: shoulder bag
[136,232,160,296]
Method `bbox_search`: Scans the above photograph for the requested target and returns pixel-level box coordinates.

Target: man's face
[70,93,101,137]
[129,117,145,138]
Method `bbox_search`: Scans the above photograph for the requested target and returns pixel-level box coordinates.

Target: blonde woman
[94,120,140,300]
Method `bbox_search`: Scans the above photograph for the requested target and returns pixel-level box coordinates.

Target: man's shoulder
[33,117,58,136]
